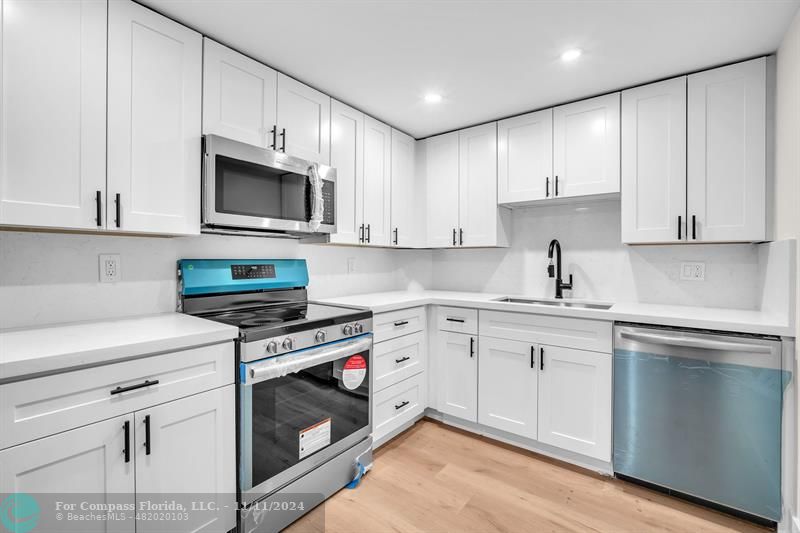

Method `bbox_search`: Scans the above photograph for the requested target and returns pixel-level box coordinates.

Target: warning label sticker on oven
[342,355,367,390]
[299,418,332,460]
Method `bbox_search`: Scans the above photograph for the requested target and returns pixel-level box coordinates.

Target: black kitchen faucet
[547,239,573,299]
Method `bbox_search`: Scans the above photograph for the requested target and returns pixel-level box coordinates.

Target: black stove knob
[266,341,278,354]
[353,323,363,334]
[282,337,294,351]
[342,324,354,336]
[315,330,327,343]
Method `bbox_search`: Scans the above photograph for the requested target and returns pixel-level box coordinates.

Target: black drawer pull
[95,190,102,226]
[395,400,409,410]
[395,356,411,364]
[123,420,130,463]
[446,317,465,323]
[470,337,475,358]
[144,414,151,456]
[393,320,409,327]
[110,379,159,395]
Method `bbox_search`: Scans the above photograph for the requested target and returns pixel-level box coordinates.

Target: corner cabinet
[390,129,419,247]
[436,331,478,421]
[107,0,202,235]
[622,57,767,244]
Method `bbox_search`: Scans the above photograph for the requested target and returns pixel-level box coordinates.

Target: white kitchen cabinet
[0,0,107,230]
[276,73,331,164]
[0,414,135,532]
[135,385,236,533]
[107,0,202,235]
[553,93,621,198]
[497,109,553,204]
[424,132,460,247]
[329,100,365,245]
[390,129,418,247]
[202,38,278,149]
[478,337,538,440]
[537,345,612,461]
[362,117,392,246]
[436,331,478,422]
[621,77,687,244]
[459,123,509,247]
[687,58,766,242]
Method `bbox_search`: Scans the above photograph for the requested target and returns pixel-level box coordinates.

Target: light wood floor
[286,419,771,533]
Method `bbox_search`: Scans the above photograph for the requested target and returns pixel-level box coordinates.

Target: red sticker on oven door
[342,355,367,390]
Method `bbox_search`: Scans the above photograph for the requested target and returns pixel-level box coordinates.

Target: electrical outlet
[99,254,121,283]
[347,257,357,274]
[680,262,705,281]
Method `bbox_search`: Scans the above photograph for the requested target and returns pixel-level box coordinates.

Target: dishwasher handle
[619,330,774,354]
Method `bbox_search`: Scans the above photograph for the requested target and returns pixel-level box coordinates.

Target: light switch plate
[99,254,121,283]
[680,262,705,281]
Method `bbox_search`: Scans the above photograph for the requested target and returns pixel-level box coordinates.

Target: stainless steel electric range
[178,259,373,533]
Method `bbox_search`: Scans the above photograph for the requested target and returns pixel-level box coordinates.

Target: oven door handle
[245,335,372,385]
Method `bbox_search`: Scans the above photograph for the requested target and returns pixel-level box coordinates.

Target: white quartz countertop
[320,290,794,337]
[0,313,239,382]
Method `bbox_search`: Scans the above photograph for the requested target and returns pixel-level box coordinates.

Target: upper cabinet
[107,0,202,235]
[553,93,621,198]
[202,38,278,149]
[362,116,392,246]
[497,109,553,204]
[0,0,107,230]
[276,74,331,164]
[390,129,419,247]
[423,126,510,248]
[622,58,767,244]
[329,100,365,245]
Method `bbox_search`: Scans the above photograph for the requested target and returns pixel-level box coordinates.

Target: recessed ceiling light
[424,93,443,104]
[561,49,582,62]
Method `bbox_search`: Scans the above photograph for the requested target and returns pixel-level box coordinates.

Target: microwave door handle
[246,336,372,384]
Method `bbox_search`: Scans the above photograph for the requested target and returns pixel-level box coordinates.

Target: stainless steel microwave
[202,135,336,236]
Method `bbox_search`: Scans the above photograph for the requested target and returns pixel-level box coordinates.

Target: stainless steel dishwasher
[613,323,788,523]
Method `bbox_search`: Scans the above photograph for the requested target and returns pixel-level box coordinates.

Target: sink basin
[493,297,613,310]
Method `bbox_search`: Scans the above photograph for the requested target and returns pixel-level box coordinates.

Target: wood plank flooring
[286,419,771,533]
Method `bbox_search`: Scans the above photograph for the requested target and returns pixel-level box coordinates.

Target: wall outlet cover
[680,262,705,281]
[347,257,357,274]
[99,254,121,283]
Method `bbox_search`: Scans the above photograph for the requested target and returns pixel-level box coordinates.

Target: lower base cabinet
[436,331,478,422]
[478,337,538,440]
[538,345,612,461]
[373,372,426,444]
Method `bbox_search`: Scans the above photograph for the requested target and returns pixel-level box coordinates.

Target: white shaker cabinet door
[687,58,766,242]
[362,116,392,246]
[478,337,538,440]
[538,345,612,461]
[329,100,365,245]
[107,0,202,235]
[621,77,687,244]
[134,386,236,533]
[424,132,460,248]
[0,414,135,533]
[276,73,331,164]
[458,122,499,247]
[0,0,106,230]
[202,38,278,149]
[497,109,553,204]
[553,93,621,198]
[436,331,478,422]
[390,129,417,247]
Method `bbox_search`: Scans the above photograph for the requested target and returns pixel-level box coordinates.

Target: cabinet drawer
[436,306,478,335]
[373,373,425,444]
[374,331,425,392]
[0,342,234,449]
[373,306,426,343]
[479,310,612,353]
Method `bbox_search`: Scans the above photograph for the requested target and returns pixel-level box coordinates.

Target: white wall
[0,231,432,329]
[432,199,763,309]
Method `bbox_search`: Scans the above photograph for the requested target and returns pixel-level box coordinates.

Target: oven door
[239,334,372,503]
[203,134,336,234]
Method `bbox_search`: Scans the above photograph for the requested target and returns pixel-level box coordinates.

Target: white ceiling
[143,0,800,139]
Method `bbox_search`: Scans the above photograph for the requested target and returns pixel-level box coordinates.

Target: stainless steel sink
[493,297,613,310]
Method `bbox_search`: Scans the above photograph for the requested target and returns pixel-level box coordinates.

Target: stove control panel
[231,264,276,280]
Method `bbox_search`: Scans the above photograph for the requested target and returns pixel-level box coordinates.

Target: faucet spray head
[547,259,555,278]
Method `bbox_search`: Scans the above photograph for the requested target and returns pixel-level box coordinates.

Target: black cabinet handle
[470,337,475,358]
[395,356,411,364]
[393,320,409,327]
[359,224,364,243]
[446,317,465,323]
[459,228,464,246]
[279,128,286,152]
[395,400,409,410]
[555,176,559,196]
[110,379,159,396]
[95,190,102,227]
[530,346,535,369]
[393,227,398,245]
[114,193,121,228]
[540,347,544,371]
[144,414,151,456]
[692,215,697,240]
[452,228,457,246]
[546,177,550,197]
[678,215,682,240]
[269,126,277,150]
[123,420,130,463]
[366,224,371,243]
